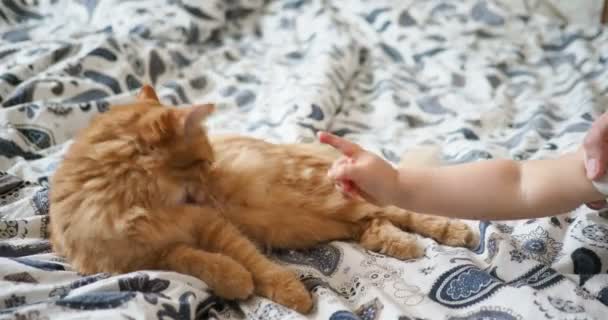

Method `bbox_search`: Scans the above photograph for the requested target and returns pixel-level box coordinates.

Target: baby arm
[395,149,604,220]
[318,132,605,220]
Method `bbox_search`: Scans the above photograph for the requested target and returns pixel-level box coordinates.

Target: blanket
[1,0,608,319]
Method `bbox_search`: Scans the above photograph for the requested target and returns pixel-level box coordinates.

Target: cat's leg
[380,207,478,248]
[160,244,254,300]
[124,206,255,300]
[358,218,424,259]
[196,209,313,314]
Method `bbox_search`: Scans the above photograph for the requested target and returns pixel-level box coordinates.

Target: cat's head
[79,85,216,206]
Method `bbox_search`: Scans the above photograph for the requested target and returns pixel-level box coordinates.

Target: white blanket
[1,0,608,319]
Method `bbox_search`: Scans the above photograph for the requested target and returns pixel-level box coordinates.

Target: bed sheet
[1,0,608,319]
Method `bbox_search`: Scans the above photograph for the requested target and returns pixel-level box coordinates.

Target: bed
[1,0,608,319]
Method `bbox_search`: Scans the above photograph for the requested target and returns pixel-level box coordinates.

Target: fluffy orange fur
[49,85,477,314]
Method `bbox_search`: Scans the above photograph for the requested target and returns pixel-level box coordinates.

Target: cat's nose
[181,187,209,206]
[184,193,197,204]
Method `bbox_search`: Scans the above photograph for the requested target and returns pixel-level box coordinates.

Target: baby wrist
[391,168,413,206]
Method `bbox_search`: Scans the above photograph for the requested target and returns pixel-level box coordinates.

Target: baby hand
[318,131,399,207]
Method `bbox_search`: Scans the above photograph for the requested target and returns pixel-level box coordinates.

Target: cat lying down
[49,85,478,314]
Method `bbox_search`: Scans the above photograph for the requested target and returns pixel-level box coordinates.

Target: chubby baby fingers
[317,131,362,157]
[328,158,355,181]
[335,179,359,198]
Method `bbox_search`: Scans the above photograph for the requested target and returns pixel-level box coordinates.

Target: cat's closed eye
[173,159,209,170]
[133,141,156,155]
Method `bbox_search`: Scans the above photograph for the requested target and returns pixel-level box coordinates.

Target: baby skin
[318,132,606,220]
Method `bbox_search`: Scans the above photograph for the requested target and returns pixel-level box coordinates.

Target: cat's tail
[397,145,442,168]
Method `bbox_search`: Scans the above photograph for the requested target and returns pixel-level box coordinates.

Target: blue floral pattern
[547,296,584,313]
[447,307,522,320]
[1,0,608,319]
[430,265,504,308]
[118,273,170,304]
[509,227,562,264]
[581,224,608,243]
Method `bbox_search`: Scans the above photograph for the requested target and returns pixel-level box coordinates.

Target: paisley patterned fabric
[0,0,608,319]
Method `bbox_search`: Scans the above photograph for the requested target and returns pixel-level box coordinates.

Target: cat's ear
[136,109,175,147]
[178,104,215,138]
[137,84,160,103]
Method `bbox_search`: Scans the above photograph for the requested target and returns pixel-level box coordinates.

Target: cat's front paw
[211,258,255,300]
[440,220,478,249]
[382,237,424,260]
[255,268,313,314]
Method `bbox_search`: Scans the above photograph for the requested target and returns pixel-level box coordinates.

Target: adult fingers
[317,131,361,157]
[583,112,608,179]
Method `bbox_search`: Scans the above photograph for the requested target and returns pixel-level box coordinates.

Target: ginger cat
[49,85,477,314]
